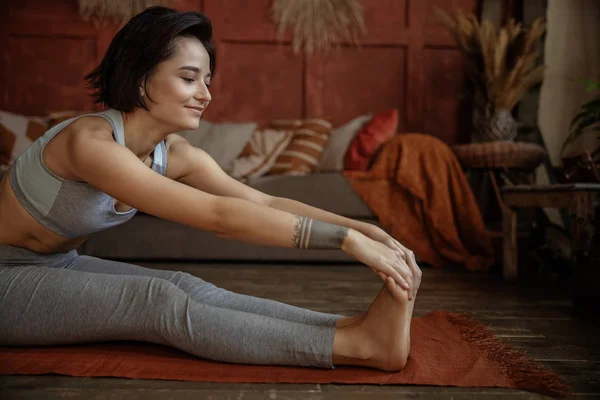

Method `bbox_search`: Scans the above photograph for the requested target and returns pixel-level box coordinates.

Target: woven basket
[452,142,546,169]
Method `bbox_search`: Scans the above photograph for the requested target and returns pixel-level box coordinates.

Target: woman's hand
[342,230,416,300]
[361,225,422,299]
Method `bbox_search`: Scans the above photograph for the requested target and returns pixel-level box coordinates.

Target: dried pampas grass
[77,0,171,25]
[434,7,546,115]
[271,0,367,54]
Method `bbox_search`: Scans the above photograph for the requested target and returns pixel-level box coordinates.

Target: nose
[195,83,212,105]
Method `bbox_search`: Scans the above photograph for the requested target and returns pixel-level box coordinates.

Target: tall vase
[473,109,518,143]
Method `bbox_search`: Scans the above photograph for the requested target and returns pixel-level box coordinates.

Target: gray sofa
[80,173,380,262]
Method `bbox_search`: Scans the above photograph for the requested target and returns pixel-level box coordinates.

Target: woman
[0,7,421,371]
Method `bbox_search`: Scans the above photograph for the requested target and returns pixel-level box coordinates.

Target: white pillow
[317,114,372,172]
[0,110,48,174]
[178,119,258,173]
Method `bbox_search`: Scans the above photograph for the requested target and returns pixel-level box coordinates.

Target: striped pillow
[238,119,300,158]
[267,118,332,176]
[230,128,293,182]
[270,119,302,130]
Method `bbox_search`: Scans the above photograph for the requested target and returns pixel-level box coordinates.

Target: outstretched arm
[161,135,418,294]
[70,131,345,250]
[165,134,372,236]
[163,135,348,249]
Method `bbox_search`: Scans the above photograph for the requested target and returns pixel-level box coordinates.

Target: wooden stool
[501,184,600,281]
[452,141,547,223]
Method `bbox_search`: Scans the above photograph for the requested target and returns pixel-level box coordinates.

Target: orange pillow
[344,108,398,171]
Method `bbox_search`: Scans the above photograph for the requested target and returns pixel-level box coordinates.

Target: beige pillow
[317,114,372,172]
[178,119,257,173]
[0,110,48,174]
[267,118,333,176]
[230,128,293,182]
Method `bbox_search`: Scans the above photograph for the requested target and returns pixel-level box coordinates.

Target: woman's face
[143,36,212,131]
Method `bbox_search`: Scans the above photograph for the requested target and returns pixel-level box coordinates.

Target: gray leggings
[0,244,342,368]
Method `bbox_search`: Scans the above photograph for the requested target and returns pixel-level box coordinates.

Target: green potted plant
[559,78,600,183]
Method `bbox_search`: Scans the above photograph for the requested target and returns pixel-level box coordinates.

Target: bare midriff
[0,121,141,255]
[0,116,163,255]
[0,173,88,254]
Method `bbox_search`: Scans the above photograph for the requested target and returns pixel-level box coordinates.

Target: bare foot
[335,313,365,328]
[332,278,415,371]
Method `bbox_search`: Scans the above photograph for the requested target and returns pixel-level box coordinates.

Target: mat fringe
[446,312,570,398]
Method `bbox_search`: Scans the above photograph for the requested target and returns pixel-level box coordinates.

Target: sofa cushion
[317,114,372,172]
[178,120,257,173]
[248,173,375,218]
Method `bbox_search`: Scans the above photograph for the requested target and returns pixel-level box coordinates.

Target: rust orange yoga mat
[0,311,569,398]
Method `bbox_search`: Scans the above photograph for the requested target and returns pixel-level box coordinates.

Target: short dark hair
[85,6,216,112]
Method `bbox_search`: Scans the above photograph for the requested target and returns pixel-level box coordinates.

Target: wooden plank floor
[1,262,599,399]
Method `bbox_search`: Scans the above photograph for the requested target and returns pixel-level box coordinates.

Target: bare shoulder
[62,115,116,145]
[165,132,189,148]
[165,132,195,157]
[44,115,116,182]
[165,133,201,159]
[163,133,205,180]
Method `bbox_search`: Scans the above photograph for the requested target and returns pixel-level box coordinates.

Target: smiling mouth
[185,106,205,112]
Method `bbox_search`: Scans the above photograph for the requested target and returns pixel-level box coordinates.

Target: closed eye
[182,77,210,89]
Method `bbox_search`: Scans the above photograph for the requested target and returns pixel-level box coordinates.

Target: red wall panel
[306,47,407,130]
[206,43,304,125]
[0,0,477,144]
[3,36,97,114]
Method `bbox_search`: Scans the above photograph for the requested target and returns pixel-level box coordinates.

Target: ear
[140,75,148,97]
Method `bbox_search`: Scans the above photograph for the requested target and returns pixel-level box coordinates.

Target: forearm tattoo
[292,216,349,249]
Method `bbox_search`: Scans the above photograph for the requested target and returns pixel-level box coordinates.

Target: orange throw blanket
[343,133,495,271]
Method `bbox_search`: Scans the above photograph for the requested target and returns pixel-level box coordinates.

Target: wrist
[356,221,376,236]
[342,229,362,254]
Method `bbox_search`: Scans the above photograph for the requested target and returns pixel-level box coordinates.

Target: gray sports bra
[9,109,167,238]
